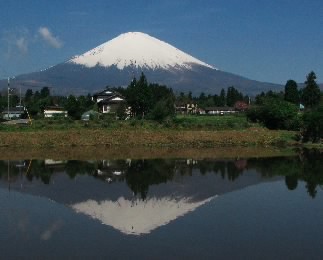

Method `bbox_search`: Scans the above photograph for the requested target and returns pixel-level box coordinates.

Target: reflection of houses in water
[234,159,248,170]
[0,160,28,181]
[44,159,66,166]
[93,160,130,183]
[186,159,198,165]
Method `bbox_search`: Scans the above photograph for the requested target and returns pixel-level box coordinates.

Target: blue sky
[0,0,322,84]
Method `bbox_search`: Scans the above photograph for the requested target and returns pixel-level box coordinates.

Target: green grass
[0,114,257,132]
[172,114,252,130]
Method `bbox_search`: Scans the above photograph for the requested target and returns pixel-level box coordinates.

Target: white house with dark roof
[92,89,126,114]
[1,106,25,120]
[44,106,68,118]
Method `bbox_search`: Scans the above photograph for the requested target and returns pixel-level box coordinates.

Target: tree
[226,86,243,106]
[40,87,50,98]
[197,92,215,108]
[150,96,175,122]
[188,91,193,101]
[25,89,33,103]
[219,88,226,106]
[302,71,320,108]
[255,90,283,105]
[284,80,299,104]
[78,94,94,112]
[65,95,81,119]
[125,73,153,118]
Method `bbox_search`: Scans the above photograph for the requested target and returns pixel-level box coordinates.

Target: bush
[301,105,323,142]
[247,98,299,130]
[149,97,175,122]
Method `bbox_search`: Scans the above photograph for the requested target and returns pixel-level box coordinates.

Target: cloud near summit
[38,27,63,49]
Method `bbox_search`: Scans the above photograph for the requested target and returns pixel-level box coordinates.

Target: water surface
[0,149,322,259]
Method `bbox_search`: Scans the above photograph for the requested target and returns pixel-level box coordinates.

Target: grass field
[0,114,254,132]
[173,114,250,130]
[0,114,300,148]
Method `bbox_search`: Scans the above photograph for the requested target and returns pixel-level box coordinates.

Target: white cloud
[1,28,30,57]
[40,220,64,241]
[16,37,28,54]
[38,27,63,49]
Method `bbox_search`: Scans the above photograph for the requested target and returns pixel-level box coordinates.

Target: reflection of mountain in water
[0,150,321,235]
[72,196,215,235]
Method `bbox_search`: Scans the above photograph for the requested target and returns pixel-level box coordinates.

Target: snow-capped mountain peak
[68,32,216,70]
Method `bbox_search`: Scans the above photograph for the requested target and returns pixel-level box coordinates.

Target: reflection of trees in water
[248,149,323,198]
[0,149,321,199]
[300,149,323,198]
[0,160,54,184]
[190,160,245,181]
[0,160,96,185]
[125,159,176,200]
[285,175,298,190]
[65,160,96,179]
[27,160,52,184]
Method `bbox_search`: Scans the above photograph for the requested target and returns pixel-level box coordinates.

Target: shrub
[149,97,175,123]
[301,105,323,142]
[247,98,299,130]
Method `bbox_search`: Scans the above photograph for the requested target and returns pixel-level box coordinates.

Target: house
[204,107,235,115]
[92,89,126,114]
[175,102,198,114]
[1,106,25,120]
[44,106,68,118]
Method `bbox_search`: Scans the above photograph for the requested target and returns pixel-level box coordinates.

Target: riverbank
[0,127,295,148]
[0,145,297,160]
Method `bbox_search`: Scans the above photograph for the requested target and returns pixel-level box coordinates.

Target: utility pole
[7,77,10,120]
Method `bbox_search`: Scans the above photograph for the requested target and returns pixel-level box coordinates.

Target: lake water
[0,149,322,259]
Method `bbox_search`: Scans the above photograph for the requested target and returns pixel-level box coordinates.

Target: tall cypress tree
[302,71,320,108]
[219,88,226,106]
[226,86,243,106]
[125,72,153,118]
[284,80,299,104]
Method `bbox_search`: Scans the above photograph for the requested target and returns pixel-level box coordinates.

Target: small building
[92,89,126,114]
[44,106,68,118]
[204,107,235,115]
[1,106,25,120]
[175,102,198,114]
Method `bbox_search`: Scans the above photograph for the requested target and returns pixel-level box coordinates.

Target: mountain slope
[1,32,282,95]
[69,32,215,70]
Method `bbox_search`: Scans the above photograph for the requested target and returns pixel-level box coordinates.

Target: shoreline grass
[0,125,296,148]
[0,115,320,150]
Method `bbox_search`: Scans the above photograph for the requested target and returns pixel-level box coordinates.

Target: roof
[204,107,234,111]
[93,89,123,98]
[1,106,25,113]
[93,90,114,96]
[44,106,66,111]
[97,95,125,104]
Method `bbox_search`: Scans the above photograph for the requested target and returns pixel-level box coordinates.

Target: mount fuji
[3,32,281,95]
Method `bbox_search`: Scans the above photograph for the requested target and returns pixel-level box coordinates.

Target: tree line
[0,71,322,141]
[1,149,321,198]
[248,71,322,142]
